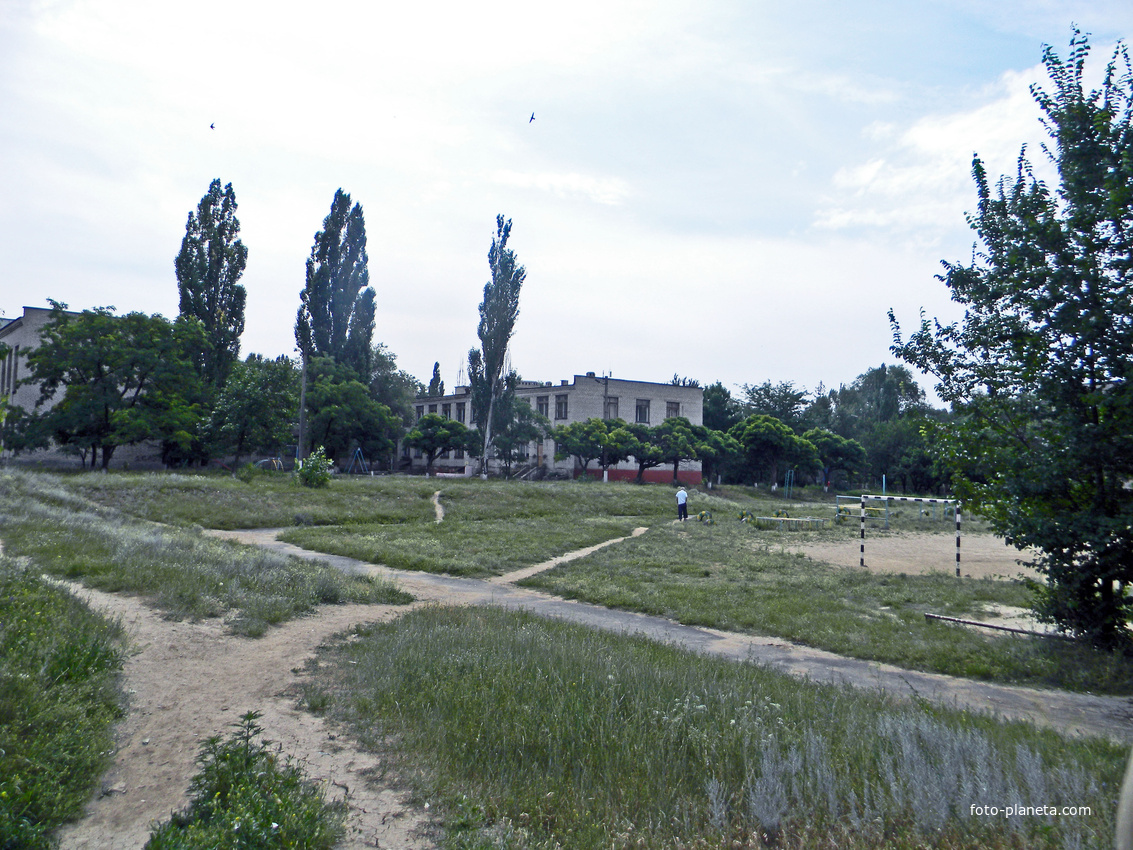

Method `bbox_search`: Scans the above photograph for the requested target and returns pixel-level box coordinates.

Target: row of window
[415,396,682,425]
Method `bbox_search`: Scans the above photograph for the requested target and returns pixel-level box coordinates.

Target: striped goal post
[860,495,962,577]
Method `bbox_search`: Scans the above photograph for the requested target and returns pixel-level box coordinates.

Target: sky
[2,0,1132,406]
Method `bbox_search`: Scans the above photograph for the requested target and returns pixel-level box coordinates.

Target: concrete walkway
[206,528,1133,743]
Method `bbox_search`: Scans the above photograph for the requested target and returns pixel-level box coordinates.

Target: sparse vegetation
[0,470,411,637]
[521,518,1133,693]
[310,606,1124,849]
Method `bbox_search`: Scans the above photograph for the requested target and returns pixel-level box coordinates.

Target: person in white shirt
[676,486,688,521]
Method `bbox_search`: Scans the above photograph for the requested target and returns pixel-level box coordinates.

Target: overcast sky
[2,1,1131,405]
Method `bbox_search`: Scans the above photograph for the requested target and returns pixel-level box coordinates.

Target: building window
[604,396,619,420]
[442,403,451,419]
[536,395,548,417]
[555,394,569,420]
[428,403,438,414]
[440,449,450,459]
[518,442,530,459]
[456,402,466,423]
[666,401,681,419]
[635,399,650,423]
[415,405,424,421]
[455,448,465,459]
[414,447,423,458]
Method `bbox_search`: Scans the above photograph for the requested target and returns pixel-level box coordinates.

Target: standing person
[676,486,688,521]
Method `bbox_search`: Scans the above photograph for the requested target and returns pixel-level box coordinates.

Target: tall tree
[175,179,248,391]
[295,189,375,379]
[890,31,1133,647]
[468,215,525,474]
[370,343,423,426]
[427,362,445,397]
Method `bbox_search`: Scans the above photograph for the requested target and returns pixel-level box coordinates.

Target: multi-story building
[409,372,704,483]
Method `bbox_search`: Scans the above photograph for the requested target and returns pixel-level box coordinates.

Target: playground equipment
[345,447,370,475]
[858,494,961,576]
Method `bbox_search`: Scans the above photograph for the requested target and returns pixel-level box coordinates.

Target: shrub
[146,711,345,849]
[295,447,332,489]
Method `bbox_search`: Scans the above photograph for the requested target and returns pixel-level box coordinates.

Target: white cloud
[814,65,1054,239]
[491,170,631,206]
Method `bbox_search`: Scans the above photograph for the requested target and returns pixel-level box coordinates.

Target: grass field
[44,469,1133,692]
[3,469,1131,848]
[306,605,1126,850]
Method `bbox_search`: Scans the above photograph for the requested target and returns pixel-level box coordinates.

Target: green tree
[304,357,398,467]
[740,380,809,430]
[24,303,204,470]
[702,381,742,432]
[369,343,422,426]
[492,398,549,477]
[209,355,299,470]
[426,362,445,397]
[295,189,375,379]
[468,215,525,472]
[552,418,607,477]
[623,422,665,484]
[802,428,866,490]
[730,414,817,486]
[691,426,741,489]
[175,179,248,391]
[654,416,699,483]
[404,413,473,476]
[889,32,1133,646]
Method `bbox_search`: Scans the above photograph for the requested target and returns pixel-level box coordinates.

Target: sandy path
[44,527,1133,847]
[54,587,436,850]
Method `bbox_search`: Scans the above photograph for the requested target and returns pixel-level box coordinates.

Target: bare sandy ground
[32,525,1133,848]
[789,530,1041,580]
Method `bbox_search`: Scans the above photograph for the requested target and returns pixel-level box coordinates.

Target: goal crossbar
[860,495,961,577]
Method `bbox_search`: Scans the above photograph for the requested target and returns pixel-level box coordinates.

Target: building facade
[409,372,704,483]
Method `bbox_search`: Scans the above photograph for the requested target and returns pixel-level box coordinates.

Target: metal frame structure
[860,495,961,577]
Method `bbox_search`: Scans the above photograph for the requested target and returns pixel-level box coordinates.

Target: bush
[146,711,345,849]
[295,447,332,489]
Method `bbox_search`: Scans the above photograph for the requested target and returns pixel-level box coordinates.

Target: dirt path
[54,586,436,850]
[45,527,1133,847]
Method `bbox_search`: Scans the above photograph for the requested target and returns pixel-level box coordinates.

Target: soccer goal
[859,495,962,577]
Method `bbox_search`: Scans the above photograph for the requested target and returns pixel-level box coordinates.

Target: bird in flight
[529,113,535,123]
[210,123,215,129]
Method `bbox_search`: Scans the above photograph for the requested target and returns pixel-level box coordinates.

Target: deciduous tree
[468,215,525,472]
[209,354,299,470]
[175,179,248,391]
[295,189,375,379]
[404,413,472,476]
[889,31,1133,646]
[24,303,204,469]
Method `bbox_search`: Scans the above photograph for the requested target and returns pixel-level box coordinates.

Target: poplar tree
[175,179,247,391]
[295,189,375,379]
[468,215,525,473]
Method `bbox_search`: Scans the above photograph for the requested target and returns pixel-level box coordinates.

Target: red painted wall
[576,467,702,485]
